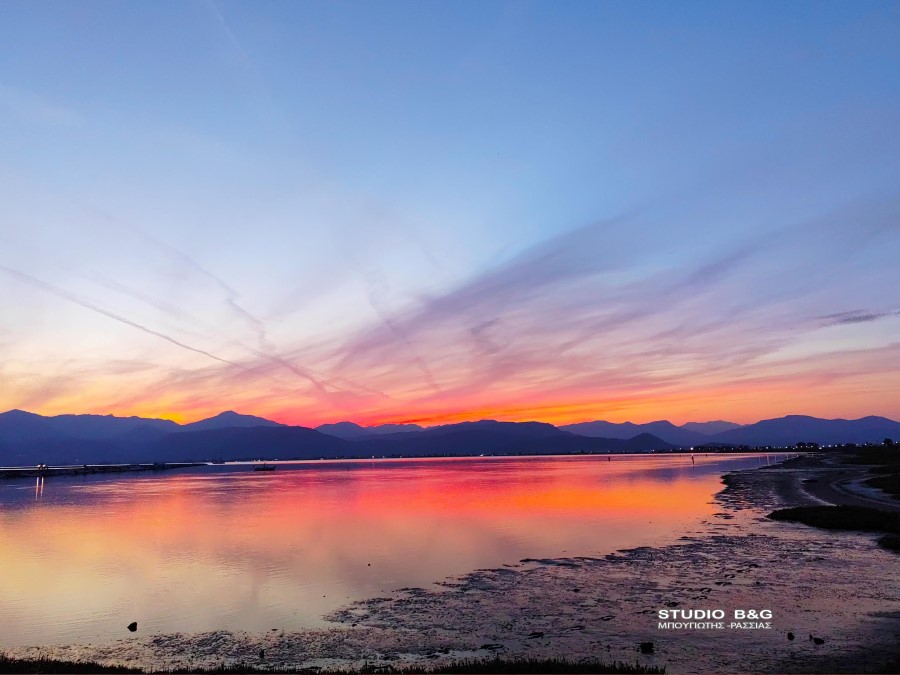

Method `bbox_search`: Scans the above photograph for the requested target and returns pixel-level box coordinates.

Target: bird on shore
[809,634,825,645]
[787,632,795,641]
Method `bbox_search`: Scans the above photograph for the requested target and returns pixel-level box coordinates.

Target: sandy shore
[9,452,900,674]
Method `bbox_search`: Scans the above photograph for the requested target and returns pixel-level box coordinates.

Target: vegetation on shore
[845,445,900,467]
[844,445,900,500]
[767,504,900,533]
[0,655,664,675]
[865,472,900,500]
[876,533,900,552]
[874,657,900,674]
[0,656,140,674]
[767,505,900,553]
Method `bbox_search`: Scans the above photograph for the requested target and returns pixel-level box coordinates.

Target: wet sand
[9,452,900,674]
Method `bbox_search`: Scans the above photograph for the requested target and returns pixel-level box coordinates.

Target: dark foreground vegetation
[845,445,900,500]
[0,656,140,674]
[0,656,664,675]
[874,657,900,674]
[865,471,900,500]
[767,504,900,532]
[877,533,900,552]
[767,505,900,553]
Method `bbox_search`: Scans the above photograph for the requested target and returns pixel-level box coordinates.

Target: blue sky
[1,1,899,425]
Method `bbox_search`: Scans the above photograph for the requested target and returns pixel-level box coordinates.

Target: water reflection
[0,453,784,647]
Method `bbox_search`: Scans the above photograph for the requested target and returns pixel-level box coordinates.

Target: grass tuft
[0,655,141,673]
[0,656,664,675]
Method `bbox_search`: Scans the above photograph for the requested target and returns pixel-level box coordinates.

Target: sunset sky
[1,1,899,427]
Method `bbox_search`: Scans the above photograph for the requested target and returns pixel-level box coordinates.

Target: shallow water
[0,453,785,647]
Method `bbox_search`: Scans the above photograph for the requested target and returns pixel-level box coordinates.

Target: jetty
[0,463,204,480]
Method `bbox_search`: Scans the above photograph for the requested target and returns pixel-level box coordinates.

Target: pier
[0,463,204,479]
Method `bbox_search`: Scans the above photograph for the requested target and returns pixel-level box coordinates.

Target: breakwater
[0,462,204,479]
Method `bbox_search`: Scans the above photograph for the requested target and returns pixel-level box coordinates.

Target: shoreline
[6,452,900,674]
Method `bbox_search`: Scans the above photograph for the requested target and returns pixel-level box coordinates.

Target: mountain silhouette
[315,421,371,440]
[0,412,672,464]
[140,426,349,463]
[681,421,743,435]
[0,409,178,443]
[708,415,900,446]
[180,411,284,432]
[354,420,672,456]
[560,420,707,446]
[1,410,897,466]
[316,421,424,439]
[368,423,424,434]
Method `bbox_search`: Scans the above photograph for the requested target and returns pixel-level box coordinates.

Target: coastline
[6,452,900,674]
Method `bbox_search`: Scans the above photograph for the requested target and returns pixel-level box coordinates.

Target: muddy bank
[9,453,900,674]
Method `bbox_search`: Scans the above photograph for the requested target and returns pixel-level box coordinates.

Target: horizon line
[3,407,898,430]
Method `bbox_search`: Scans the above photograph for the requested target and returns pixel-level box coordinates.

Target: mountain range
[561,416,900,447]
[315,421,423,439]
[0,409,897,467]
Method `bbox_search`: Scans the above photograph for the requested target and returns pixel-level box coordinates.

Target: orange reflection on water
[0,454,777,647]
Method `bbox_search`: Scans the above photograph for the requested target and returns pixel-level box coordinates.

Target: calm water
[0,453,786,647]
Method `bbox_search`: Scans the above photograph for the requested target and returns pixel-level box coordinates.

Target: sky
[1,0,899,427]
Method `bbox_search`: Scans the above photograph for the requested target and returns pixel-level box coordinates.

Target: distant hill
[316,421,424,439]
[0,409,284,465]
[512,432,673,455]
[0,436,127,466]
[0,409,279,445]
[316,421,371,440]
[2,409,897,466]
[180,411,284,432]
[1,412,672,465]
[355,420,673,456]
[709,415,900,447]
[368,423,424,435]
[560,420,706,447]
[681,421,743,435]
[141,426,350,463]
[419,419,561,439]
[0,409,178,443]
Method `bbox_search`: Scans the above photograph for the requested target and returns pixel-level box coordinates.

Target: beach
[6,452,900,674]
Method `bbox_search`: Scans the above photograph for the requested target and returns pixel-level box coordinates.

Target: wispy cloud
[820,310,893,326]
[0,265,248,371]
[310,197,900,423]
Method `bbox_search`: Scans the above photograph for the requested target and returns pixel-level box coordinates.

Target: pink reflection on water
[0,454,780,646]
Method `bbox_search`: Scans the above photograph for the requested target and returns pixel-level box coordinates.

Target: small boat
[254,463,276,472]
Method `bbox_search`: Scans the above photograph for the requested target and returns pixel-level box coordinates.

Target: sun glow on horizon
[1,2,898,432]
